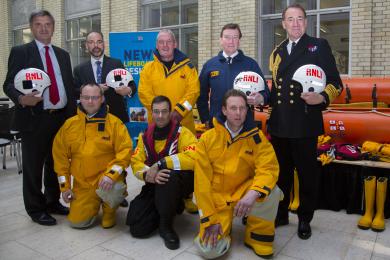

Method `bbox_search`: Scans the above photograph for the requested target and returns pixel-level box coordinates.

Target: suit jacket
[3,41,76,132]
[73,55,129,123]
[268,33,343,138]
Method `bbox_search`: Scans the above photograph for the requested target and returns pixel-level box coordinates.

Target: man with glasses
[197,23,270,128]
[128,95,197,250]
[268,4,343,239]
[74,31,134,207]
[52,83,132,229]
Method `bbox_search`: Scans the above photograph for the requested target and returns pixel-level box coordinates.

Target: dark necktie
[290,42,296,55]
[227,56,232,64]
[44,46,59,105]
[96,60,102,84]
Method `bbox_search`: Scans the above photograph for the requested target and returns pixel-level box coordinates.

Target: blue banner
[109,31,158,146]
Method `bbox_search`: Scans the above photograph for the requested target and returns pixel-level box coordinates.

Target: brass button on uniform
[278,85,282,89]
[279,78,283,82]
[290,92,294,96]
[277,93,281,96]
[290,85,294,89]
[290,100,294,104]
[277,100,281,104]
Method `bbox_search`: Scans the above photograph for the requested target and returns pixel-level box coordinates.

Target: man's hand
[115,86,131,96]
[61,189,74,203]
[170,110,183,122]
[18,92,43,107]
[144,164,158,183]
[301,92,325,105]
[202,223,223,248]
[155,169,171,185]
[99,83,109,92]
[247,92,264,106]
[98,176,114,191]
[234,190,259,217]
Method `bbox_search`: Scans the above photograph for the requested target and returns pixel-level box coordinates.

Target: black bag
[126,184,159,237]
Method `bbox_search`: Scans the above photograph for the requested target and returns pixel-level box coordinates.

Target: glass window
[182,0,198,24]
[11,0,35,27]
[142,0,198,67]
[142,3,160,28]
[66,15,101,67]
[290,0,316,10]
[262,0,287,15]
[65,0,101,17]
[320,13,349,74]
[162,1,179,26]
[13,28,33,46]
[321,0,350,9]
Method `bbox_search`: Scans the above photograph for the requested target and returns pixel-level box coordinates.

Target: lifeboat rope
[325,109,390,117]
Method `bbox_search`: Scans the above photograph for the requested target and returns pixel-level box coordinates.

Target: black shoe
[159,228,180,250]
[298,221,312,240]
[31,212,57,226]
[275,217,289,227]
[119,199,129,207]
[47,203,69,215]
[242,216,248,226]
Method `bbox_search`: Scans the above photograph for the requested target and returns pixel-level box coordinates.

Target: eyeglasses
[80,95,102,101]
[285,17,305,23]
[223,35,240,41]
[87,40,104,45]
[152,109,170,115]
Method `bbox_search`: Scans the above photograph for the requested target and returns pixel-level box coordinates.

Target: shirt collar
[35,39,52,51]
[224,121,243,139]
[288,37,301,46]
[91,55,104,65]
[222,51,239,59]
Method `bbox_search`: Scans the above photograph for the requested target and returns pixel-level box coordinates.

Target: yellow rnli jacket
[131,123,197,181]
[138,49,200,134]
[195,115,279,228]
[53,105,133,192]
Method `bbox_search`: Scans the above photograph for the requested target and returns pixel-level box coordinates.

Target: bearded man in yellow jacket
[53,83,132,229]
[194,89,282,258]
[128,95,197,250]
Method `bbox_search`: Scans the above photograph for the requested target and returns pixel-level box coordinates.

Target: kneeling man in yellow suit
[194,89,282,258]
[53,83,132,229]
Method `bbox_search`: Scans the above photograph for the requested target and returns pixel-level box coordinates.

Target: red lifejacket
[143,120,181,166]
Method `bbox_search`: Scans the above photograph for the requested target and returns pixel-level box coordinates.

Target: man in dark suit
[268,4,343,239]
[73,31,133,207]
[73,31,132,124]
[3,10,76,225]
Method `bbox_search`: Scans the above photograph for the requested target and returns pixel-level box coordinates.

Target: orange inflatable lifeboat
[254,108,390,144]
[331,77,390,105]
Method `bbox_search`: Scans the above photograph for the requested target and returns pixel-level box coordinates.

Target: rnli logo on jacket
[210,71,219,78]
[308,45,318,52]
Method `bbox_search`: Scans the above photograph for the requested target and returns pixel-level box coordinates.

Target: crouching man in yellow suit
[194,89,282,258]
[53,83,132,229]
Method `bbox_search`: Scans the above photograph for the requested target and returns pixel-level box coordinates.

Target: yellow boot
[102,203,117,229]
[371,177,388,232]
[244,216,274,258]
[184,194,198,214]
[290,170,300,213]
[358,176,376,230]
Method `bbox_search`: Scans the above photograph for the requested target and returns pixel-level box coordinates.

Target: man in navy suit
[3,10,76,225]
[73,31,134,207]
[73,31,133,124]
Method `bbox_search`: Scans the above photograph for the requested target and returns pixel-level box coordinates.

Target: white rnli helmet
[233,71,265,96]
[105,68,134,89]
[14,68,51,97]
[292,64,326,93]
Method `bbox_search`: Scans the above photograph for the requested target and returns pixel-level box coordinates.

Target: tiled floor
[0,152,389,260]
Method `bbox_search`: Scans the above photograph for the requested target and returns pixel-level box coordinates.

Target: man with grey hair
[138,29,200,214]
[3,9,76,226]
